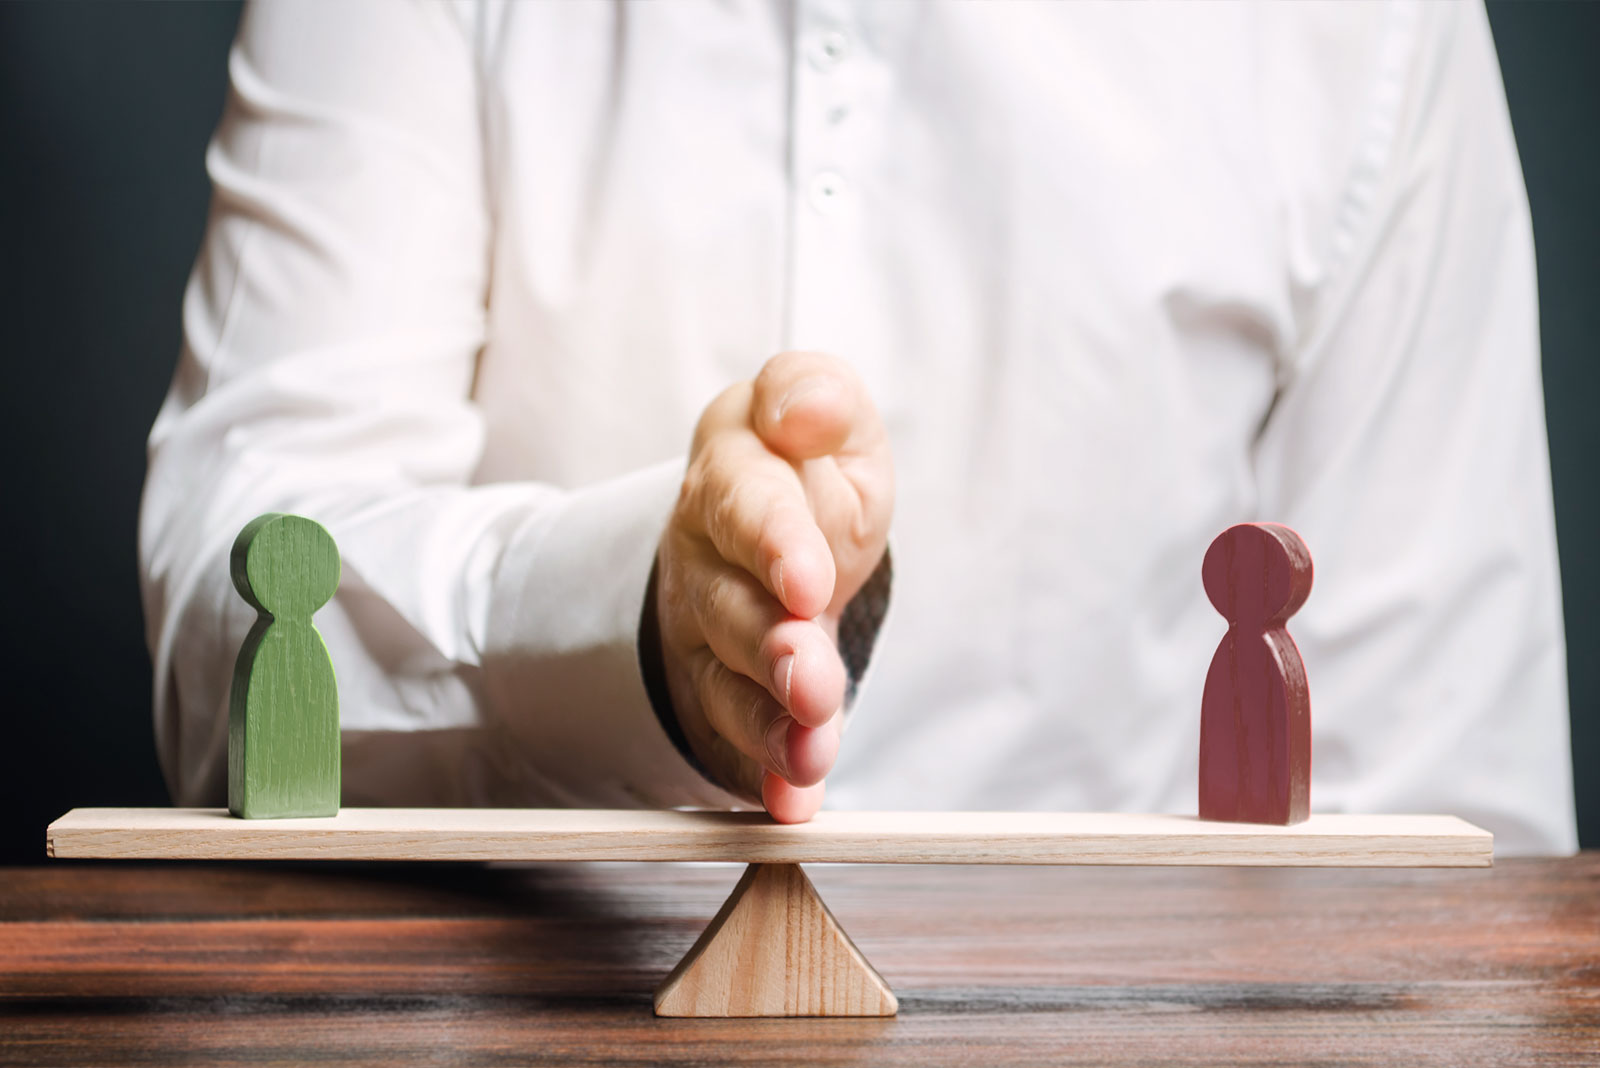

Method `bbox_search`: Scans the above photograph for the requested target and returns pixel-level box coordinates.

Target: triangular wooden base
[654,863,898,1017]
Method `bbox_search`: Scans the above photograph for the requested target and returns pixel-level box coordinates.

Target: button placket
[788,1,869,356]
[808,29,850,72]
[809,169,847,214]
[799,10,855,219]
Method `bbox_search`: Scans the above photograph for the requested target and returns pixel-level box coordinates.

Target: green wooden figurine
[228,513,341,819]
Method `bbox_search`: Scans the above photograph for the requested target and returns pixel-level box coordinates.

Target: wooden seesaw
[53,521,1490,1015]
[46,806,1492,1018]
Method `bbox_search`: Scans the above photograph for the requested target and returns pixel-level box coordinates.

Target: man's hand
[655,351,893,823]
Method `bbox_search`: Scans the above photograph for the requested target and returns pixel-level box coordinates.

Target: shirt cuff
[838,546,893,705]
[480,459,749,809]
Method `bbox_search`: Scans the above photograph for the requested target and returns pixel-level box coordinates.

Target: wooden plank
[46,809,1492,867]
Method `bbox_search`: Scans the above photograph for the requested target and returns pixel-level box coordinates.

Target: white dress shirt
[140,0,1577,854]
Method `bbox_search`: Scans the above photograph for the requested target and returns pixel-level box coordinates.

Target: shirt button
[809,170,847,212]
[808,30,850,73]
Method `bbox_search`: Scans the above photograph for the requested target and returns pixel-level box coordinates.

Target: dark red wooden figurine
[1199,523,1313,825]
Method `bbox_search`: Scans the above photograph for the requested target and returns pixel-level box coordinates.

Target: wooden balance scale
[47,807,1492,1018]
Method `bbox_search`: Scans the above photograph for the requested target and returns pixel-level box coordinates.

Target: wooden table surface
[2,857,1597,1066]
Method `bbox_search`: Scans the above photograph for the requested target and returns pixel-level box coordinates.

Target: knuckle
[683,449,720,514]
[740,690,771,740]
[752,497,802,569]
[685,450,741,544]
[674,468,698,521]
[710,476,763,558]
[693,383,751,444]
[750,501,782,565]
[696,568,735,633]
[656,550,690,622]
[693,650,726,708]
[656,558,684,618]
[849,510,874,553]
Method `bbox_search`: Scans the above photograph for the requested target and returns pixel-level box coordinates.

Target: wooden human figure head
[228,513,342,819]
[230,513,341,620]
[1198,523,1313,825]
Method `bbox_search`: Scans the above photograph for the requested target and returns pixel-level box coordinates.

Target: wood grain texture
[228,513,341,819]
[46,808,1493,866]
[1,859,1594,1066]
[1200,522,1314,825]
[655,863,897,1017]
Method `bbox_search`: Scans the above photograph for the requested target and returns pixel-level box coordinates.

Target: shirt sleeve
[138,0,747,811]
[1256,1,1576,854]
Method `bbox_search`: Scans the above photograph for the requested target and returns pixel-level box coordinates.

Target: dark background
[0,2,1594,862]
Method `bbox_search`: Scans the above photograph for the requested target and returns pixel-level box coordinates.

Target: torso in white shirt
[143,0,1575,853]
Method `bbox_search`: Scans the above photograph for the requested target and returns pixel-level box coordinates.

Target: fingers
[665,356,893,823]
[751,351,886,462]
[763,773,826,824]
[685,355,892,619]
[688,649,841,787]
[682,434,836,620]
[664,540,846,727]
[748,353,894,588]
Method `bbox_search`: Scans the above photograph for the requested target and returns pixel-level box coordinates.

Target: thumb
[751,350,881,461]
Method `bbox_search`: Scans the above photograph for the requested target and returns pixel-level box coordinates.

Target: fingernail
[772,653,795,708]
[777,376,828,421]
[770,557,787,605]
[765,716,793,780]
